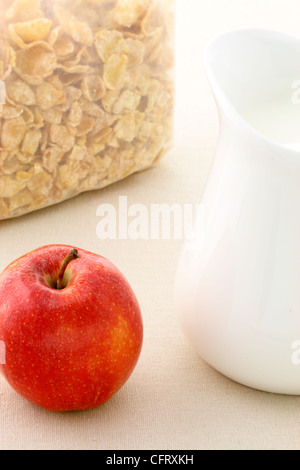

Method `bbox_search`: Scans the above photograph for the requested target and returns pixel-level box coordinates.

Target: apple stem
[56,249,80,290]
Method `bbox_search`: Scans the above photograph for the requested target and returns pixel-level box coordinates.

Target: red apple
[0,245,143,412]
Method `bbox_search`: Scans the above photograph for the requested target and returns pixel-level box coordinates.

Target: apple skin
[0,245,143,412]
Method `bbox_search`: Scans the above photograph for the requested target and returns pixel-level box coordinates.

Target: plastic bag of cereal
[0,0,175,219]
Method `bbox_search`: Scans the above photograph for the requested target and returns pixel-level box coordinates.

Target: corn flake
[36,82,65,111]
[114,0,149,28]
[53,4,94,46]
[13,18,52,43]
[42,147,65,173]
[15,42,57,85]
[1,115,27,150]
[101,89,120,113]
[95,29,128,62]
[0,175,27,198]
[78,97,104,118]
[48,26,76,58]
[113,89,141,114]
[103,54,128,90]
[27,163,52,191]
[8,187,33,211]
[141,1,163,36]
[124,64,150,95]
[40,108,62,125]
[0,104,23,119]
[21,130,41,154]
[69,113,96,137]
[6,79,35,106]
[54,36,76,58]
[81,74,105,102]
[50,124,75,150]
[114,111,144,142]
[5,0,44,23]
[125,38,145,66]
[65,101,83,127]
[59,86,82,111]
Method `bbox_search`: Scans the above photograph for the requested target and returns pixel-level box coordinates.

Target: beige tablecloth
[1,0,300,450]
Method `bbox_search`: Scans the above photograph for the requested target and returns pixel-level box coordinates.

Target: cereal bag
[0,0,175,219]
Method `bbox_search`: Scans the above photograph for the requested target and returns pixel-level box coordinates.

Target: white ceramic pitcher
[175,28,300,395]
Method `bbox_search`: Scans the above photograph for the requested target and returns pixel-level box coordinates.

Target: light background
[1,0,300,451]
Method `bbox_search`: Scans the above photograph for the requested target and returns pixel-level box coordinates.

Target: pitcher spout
[204,28,300,161]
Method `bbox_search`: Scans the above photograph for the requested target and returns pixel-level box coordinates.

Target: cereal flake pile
[0,0,174,219]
